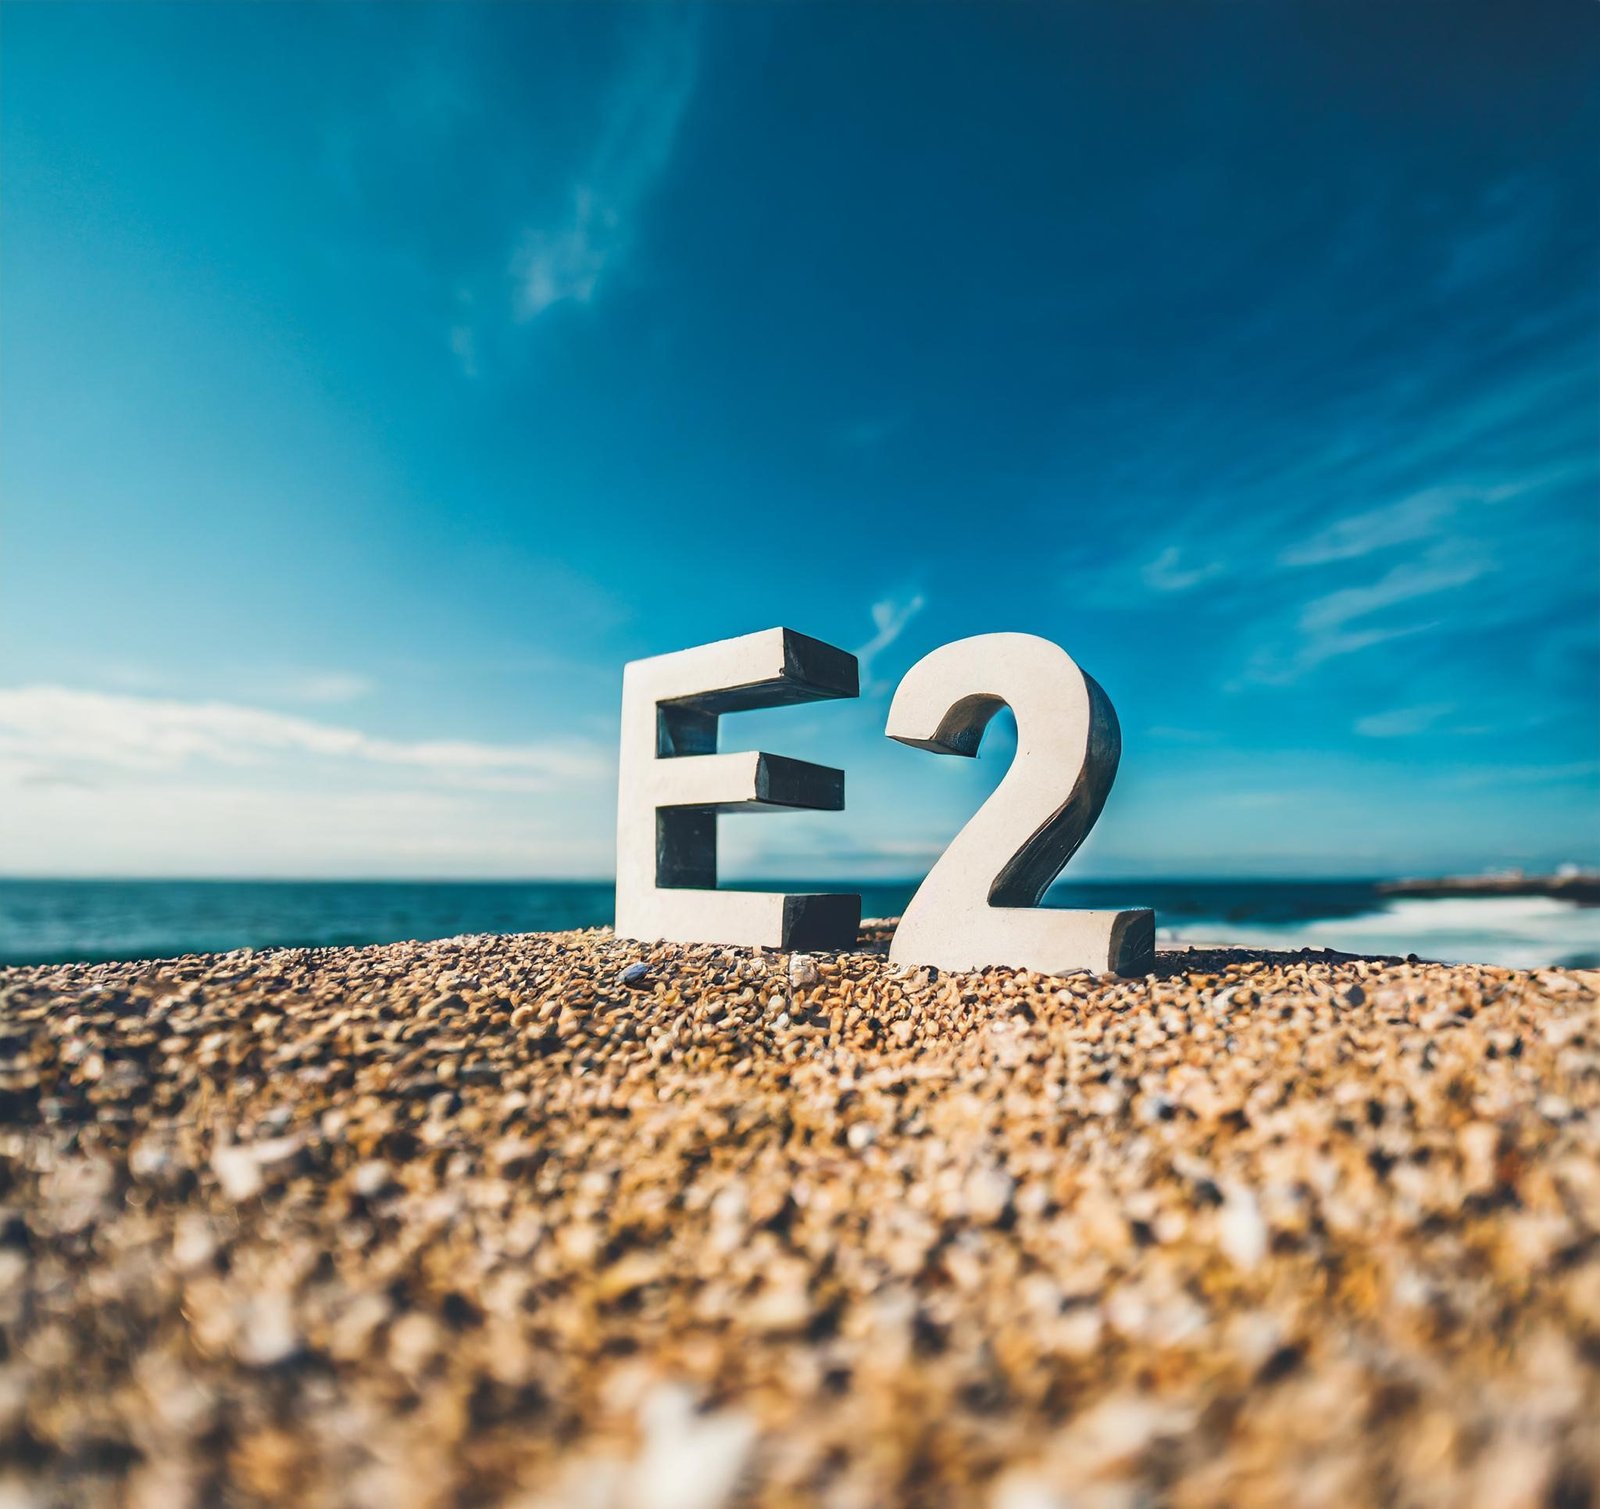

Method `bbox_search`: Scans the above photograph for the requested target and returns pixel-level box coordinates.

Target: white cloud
[1354,703,1455,739]
[0,686,609,790]
[515,187,613,319]
[1280,488,1461,568]
[0,686,617,878]
[276,671,374,705]
[1139,545,1225,594]
[0,779,612,879]
[1298,553,1489,639]
[1279,478,1539,569]
[1247,546,1492,684]
[512,12,700,321]
[854,592,926,694]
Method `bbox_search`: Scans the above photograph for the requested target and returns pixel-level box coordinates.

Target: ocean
[0,878,1595,970]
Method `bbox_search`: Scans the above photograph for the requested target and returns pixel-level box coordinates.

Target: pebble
[210,1145,265,1202]
[1217,1184,1269,1270]
[965,1165,1015,1225]
[236,1294,300,1368]
[0,927,1597,1505]
[350,1159,394,1198]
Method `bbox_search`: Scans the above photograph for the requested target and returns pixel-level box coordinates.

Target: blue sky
[2,1,1596,880]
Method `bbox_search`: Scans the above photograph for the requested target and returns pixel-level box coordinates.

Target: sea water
[0,878,1594,969]
[1203,894,1600,972]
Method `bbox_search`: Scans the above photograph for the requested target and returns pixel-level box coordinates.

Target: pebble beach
[2,926,1599,1508]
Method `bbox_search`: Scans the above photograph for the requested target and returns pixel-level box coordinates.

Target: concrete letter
[615,628,861,950]
[885,633,1154,975]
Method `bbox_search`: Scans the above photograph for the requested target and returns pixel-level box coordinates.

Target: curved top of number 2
[614,627,1154,977]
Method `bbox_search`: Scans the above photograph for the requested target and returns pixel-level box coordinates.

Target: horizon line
[0,871,1552,887]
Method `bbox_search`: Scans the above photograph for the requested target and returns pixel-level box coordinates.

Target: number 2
[885,633,1154,975]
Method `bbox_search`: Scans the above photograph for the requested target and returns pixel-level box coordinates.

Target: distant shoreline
[1378,873,1600,905]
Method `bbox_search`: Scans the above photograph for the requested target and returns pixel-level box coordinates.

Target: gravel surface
[2,926,1598,1508]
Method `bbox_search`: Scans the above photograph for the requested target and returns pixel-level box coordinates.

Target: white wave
[1163,895,1600,970]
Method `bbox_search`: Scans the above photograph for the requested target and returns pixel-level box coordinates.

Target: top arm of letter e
[614,627,862,951]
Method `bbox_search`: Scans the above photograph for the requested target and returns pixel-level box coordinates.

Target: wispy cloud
[512,10,701,322]
[1279,477,1544,568]
[1046,158,1596,719]
[0,686,610,792]
[1298,551,1490,639]
[1246,545,1493,684]
[1066,540,1232,612]
[1354,703,1455,739]
[514,187,613,320]
[1279,488,1462,568]
[448,323,479,378]
[1446,761,1600,790]
[854,592,926,694]
[274,671,375,705]
[1140,545,1225,594]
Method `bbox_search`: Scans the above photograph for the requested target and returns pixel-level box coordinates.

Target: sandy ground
[2,925,1598,1507]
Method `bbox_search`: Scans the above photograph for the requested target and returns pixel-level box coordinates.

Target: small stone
[747,1273,811,1333]
[211,1145,264,1202]
[351,1160,394,1198]
[128,1140,173,1182]
[965,1166,1015,1225]
[618,962,652,989]
[626,1385,757,1509]
[1218,1186,1268,1270]
[172,1214,218,1272]
[236,1294,299,1367]
[388,1311,441,1377]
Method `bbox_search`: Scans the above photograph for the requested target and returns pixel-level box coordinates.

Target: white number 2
[884,633,1154,976]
